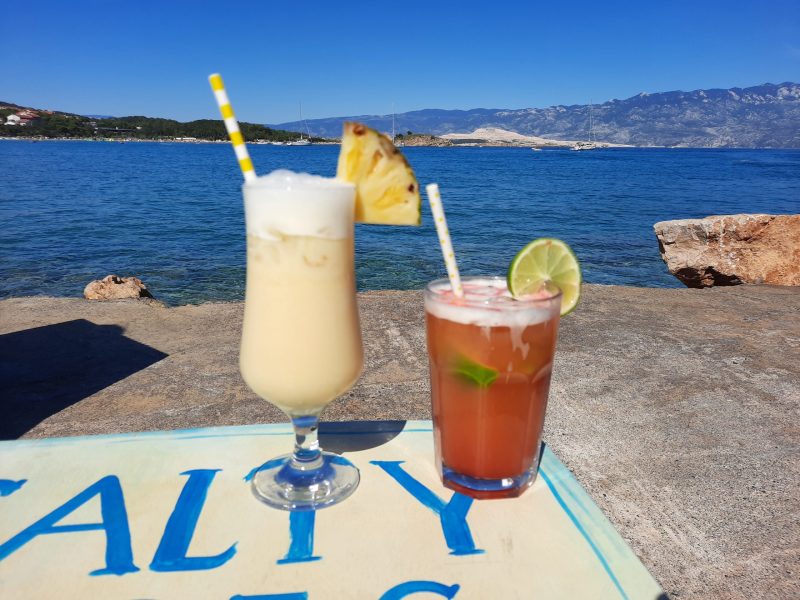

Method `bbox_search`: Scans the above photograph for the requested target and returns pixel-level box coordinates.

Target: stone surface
[83,274,154,301]
[1,285,799,599]
[654,213,800,287]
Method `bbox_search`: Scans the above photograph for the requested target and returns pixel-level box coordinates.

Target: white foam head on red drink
[243,170,355,240]
[425,277,560,327]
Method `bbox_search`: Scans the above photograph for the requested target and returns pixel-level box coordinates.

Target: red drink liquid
[425,277,561,499]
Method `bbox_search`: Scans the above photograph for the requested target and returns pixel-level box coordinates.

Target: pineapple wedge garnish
[336,122,421,225]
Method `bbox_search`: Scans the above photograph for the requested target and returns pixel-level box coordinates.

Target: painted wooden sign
[0,420,662,599]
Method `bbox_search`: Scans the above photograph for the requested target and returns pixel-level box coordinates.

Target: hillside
[0,103,303,142]
[273,82,800,148]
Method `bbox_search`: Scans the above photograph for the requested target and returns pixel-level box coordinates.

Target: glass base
[251,451,360,511]
[441,464,538,500]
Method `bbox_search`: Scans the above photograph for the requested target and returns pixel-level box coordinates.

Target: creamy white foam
[424,277,560,328]
[243,170,355,240]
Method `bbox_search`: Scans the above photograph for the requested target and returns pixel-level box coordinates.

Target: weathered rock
[83,275,154,301]
[654,213,800,287]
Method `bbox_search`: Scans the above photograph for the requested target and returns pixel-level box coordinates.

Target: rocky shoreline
[6,134,795,149]
[2,285,799,599]
[0,134,554,148]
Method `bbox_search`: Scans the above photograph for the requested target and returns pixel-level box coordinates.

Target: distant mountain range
[272,82,800,148]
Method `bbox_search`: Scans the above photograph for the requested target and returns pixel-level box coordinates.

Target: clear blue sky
[2,0,798,124]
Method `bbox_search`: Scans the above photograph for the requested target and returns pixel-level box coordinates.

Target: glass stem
[290,415,324,471]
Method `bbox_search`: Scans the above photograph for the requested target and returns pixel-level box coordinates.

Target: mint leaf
[452,355,498,389]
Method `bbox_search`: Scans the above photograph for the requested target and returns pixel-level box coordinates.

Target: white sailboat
[287,101,311,146]
[571,102,599,151]
[392,102,403,146]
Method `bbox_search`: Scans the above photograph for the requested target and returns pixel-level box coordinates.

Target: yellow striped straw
[426,183,463,298]
[208,73,257,183]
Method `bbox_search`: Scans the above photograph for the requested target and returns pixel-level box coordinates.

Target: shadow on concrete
[319,420,408,453]
[0,319,168,439]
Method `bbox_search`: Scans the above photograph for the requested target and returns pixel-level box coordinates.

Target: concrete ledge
[1,284,798,599]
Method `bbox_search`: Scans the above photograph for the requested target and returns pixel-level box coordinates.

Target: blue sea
[1,140,798,305]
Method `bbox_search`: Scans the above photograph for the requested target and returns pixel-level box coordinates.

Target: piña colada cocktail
[241,172,362,413]
[242,123,420,511]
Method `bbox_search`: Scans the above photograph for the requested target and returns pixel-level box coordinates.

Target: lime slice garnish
[452,355,498,389]
[507,238,582,316]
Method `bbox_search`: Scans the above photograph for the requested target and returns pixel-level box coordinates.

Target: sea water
[1,140,797,305]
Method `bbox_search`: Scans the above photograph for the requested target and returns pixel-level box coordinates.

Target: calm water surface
[1,140,798,305]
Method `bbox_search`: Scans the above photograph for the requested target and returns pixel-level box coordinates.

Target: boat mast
[392,102,396,142]
[299,101,304,140]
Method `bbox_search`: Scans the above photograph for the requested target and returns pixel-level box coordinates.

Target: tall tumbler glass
[425,276,562,499]
[240,171,362,510]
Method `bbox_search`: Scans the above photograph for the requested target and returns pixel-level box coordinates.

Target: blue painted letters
[380,580,461,599]
[277,511,321,564]
[0,479,26,497]
[0,475,139,576]
[150,469,237,572]
[370,461,483,556]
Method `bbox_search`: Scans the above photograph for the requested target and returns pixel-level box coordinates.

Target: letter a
[370,461,483,556]
[0,475,139,576]
[150,469,237,571]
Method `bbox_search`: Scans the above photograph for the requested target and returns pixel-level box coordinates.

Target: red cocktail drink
[425,277,561,499]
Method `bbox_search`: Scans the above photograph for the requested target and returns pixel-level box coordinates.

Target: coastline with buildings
[6,81,800,149]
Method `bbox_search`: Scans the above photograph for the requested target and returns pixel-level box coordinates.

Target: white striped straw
[426,183,463,298]
[208,73,257,183]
